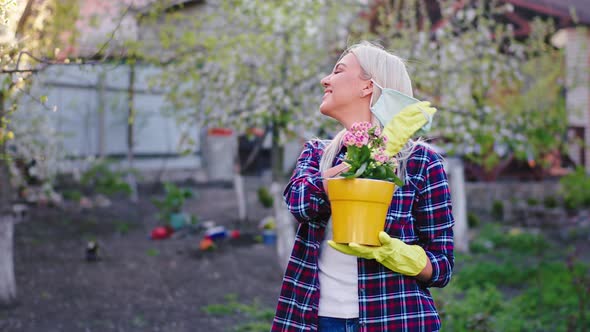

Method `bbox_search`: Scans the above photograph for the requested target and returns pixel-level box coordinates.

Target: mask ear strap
[369,79,383,107]
[371,79,383,90]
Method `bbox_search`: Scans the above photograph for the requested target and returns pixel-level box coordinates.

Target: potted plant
[152,182,194,230]
[327,104,436,246]
[327,122,401,246]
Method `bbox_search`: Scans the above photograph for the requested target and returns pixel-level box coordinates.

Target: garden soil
[3,176,590,332]
[0,177,284,332]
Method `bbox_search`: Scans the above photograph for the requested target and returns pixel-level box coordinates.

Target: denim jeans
[318,316,359,332]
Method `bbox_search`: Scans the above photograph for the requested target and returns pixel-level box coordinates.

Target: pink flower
[343,131,357,147]
[371,148,389,163]
[344,121,394,162]
[344,122,372,148]
[354,132,369,147]
[340,121,402,184]
[373,126,382,137]
[350,122,371,133]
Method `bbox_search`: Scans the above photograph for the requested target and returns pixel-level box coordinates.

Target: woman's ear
[360,80,373,98]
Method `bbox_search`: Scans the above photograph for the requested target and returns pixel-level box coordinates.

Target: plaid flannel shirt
[271,140,454,332]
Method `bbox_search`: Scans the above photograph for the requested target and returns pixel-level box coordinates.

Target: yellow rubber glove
[328,231,428,276]
[382,101,437,156]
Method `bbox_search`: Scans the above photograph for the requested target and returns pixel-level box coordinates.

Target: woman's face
[319,53,372,122]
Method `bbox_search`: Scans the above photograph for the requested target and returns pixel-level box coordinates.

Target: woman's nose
[320,75,330,87]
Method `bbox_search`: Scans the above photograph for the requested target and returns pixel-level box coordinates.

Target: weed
[132,315,146,328]
[152,182,194,223]
[114,221,131,235]
[146,248,159,257]
[203,293,274,331]
[432,221,590,332]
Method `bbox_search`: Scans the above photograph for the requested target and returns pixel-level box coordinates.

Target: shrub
[467,212,480,228]
[560,166,590,210]
[80,159,132,196]
[257,186,274,208]
[543,195,558,209]
[62,189,83,201]
[455,261,531,289]
[491,200,504,221]
[151,182,193,220]
[502,231,548,254]
[432,221,590,332]
[434,284,505,332]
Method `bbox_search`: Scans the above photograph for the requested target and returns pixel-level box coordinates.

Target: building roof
[133,0,205,16]
[505,0,590,26]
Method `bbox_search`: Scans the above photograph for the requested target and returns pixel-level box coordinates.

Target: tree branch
[90,3,133,60]
[14,0,34,38]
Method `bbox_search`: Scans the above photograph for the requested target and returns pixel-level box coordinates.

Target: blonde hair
[319,41,419,184]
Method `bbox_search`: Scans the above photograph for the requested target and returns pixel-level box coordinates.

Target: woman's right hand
[322,162,350,178]
[321,162,350,189]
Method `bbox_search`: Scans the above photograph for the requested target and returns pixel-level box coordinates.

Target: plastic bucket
[169,213,186,230]
[326,178,395,246]
[203,128,237,182]
[262,229,277,246]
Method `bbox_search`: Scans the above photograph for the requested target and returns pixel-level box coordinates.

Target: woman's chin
[319,104,332,116]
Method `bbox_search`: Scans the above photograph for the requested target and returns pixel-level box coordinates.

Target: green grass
[202,222,590,331]
[114,220,132,235]
[432,222,590,332]
[62,189,83,201]
[202,294,274,331]
[146,248,160,257]
[131,315,147,328]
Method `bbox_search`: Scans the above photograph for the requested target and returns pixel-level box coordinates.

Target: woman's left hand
[328,231,428,277]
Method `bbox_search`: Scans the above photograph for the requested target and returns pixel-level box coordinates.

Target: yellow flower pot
[326,178,395,246]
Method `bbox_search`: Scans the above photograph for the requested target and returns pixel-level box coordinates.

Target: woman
[271,41,454,332]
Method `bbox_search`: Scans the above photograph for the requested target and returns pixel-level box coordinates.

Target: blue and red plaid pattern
[271,140,454,332]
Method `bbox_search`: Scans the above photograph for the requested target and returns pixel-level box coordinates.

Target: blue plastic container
[262,230,277,246]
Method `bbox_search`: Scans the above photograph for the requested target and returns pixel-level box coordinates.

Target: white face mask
[370,80,433,134]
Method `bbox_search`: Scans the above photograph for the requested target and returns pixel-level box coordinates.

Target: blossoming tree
[351,0,569,181]
[139,0,359,180]
[136,0,362,267]
[0,0,81,306]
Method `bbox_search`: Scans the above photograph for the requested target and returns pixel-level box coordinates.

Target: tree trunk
[0,215,16,307]
[445,157,469,253]
[0,91,17,306]
[233,172,247,223]
[97,71,106,158]
[270,123,284,183]
[271,182,294,271]
[270,121,294,269]
[127,61,138,202]
[272,32,294,269]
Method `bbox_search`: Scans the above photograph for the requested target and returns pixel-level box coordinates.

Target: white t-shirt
[317,220,359,318]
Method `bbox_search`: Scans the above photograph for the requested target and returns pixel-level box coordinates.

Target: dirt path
[0,178,284,332]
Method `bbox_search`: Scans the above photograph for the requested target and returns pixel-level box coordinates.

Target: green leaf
[392,176,404,187]
[353,162,368,178]
[375,166,387,179]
